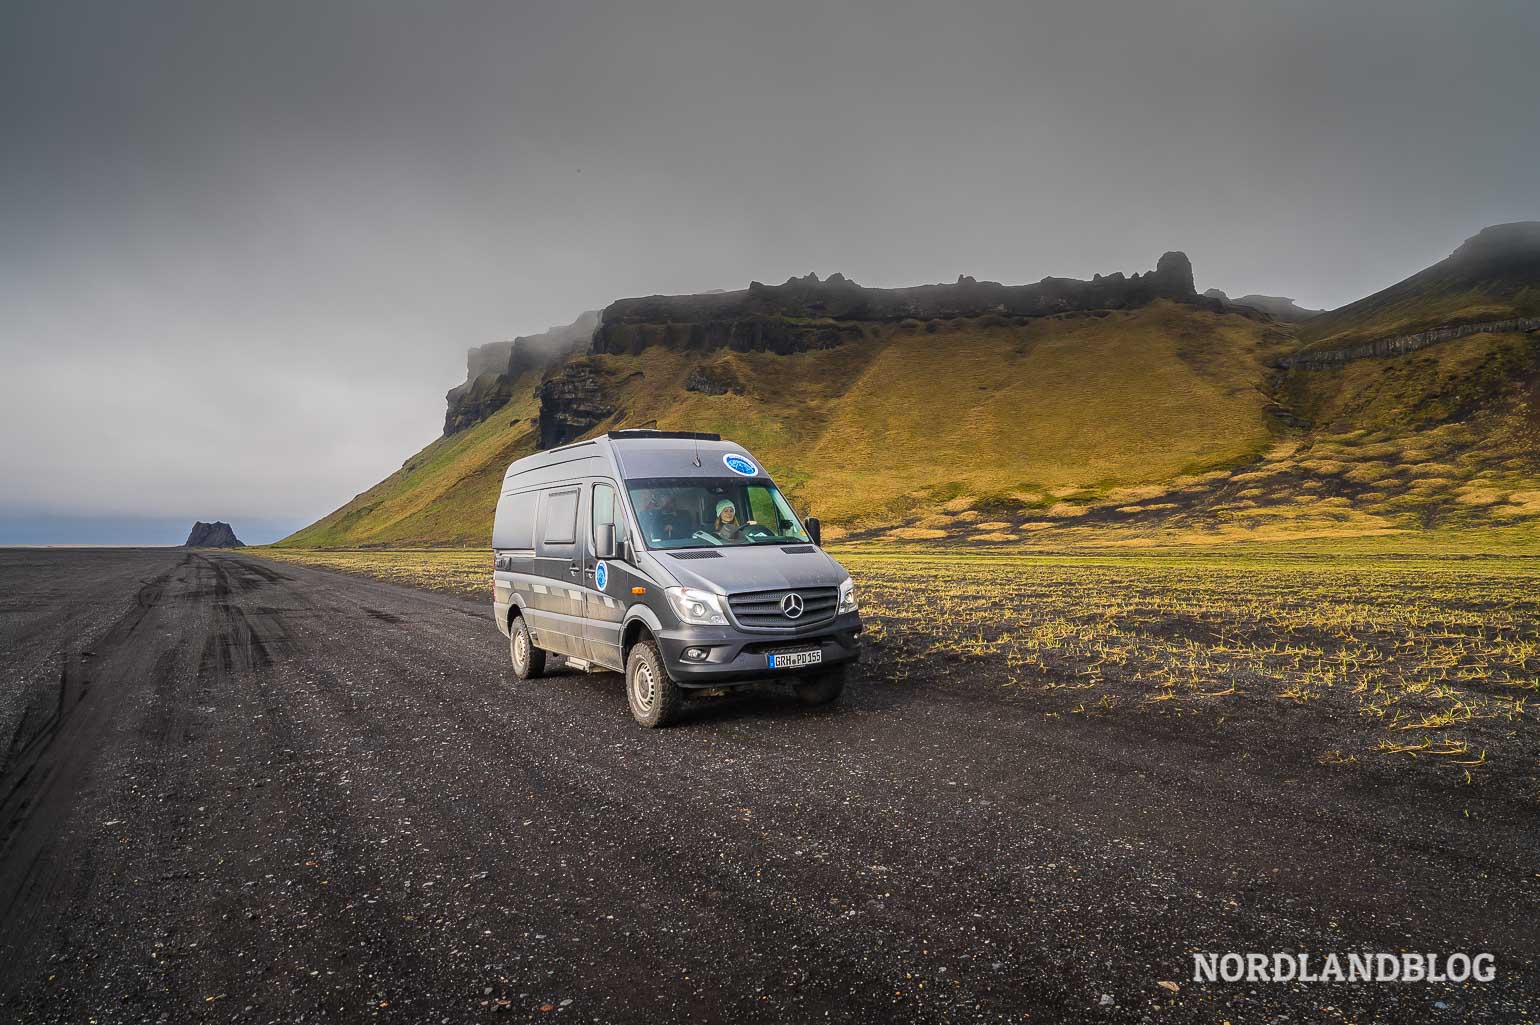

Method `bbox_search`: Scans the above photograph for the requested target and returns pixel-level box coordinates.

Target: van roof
[606,429,721,442]
[504,431,766,483]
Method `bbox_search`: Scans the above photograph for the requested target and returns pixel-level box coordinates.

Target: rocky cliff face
[443,310,598,434]
[535,358,615,449]
[184,521,243,547]
[593,253,1207,355]
[1278,316,1540,369]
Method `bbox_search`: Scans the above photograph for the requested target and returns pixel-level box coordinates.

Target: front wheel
[626,639,684,728]
[509,616,546,680]
[793,664,847,706]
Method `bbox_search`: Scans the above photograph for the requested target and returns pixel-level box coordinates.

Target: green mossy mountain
[279,225,1540,549]
[1296,222,1540,357]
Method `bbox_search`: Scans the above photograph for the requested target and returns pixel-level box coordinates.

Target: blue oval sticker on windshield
[723,453,758,476]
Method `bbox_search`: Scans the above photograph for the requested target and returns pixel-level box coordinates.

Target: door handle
[568,564,581,576]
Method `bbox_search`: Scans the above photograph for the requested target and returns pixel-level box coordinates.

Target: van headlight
[665,586,728,626]
[837,577,857,614]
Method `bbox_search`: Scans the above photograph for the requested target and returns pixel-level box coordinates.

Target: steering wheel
[742,523,773,540]
[690,529,724,546]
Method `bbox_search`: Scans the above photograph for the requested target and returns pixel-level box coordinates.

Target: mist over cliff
[443,312,599,435]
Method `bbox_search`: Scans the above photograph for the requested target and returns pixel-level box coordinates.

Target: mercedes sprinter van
[491,430,862,727]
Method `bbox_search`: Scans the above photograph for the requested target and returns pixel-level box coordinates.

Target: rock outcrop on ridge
[593,252,1207,356]
[443,310,599,434]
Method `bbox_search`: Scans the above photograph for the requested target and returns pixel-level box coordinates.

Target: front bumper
[656,612,863,686]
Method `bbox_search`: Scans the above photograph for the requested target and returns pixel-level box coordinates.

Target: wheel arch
[505,590,529,632]
[621,605,664,664]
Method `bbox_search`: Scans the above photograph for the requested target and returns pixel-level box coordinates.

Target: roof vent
[608,430,722,442]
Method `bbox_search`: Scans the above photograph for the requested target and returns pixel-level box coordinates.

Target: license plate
[768,649,823,670]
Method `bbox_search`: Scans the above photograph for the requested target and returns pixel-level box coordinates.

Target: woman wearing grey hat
[714,498,747,541]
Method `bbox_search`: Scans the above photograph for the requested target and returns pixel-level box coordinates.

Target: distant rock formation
[593,253,1209,356]
[1204,289,1323,322]
[184,521,244,548]
[443,310,599,435]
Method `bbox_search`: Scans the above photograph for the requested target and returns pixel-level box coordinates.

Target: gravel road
[1,548,1535,1023]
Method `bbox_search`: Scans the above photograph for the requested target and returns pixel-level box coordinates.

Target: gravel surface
[1,548,1536,1023]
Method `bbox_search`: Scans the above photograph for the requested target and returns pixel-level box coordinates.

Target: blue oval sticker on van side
[723,453,758,476]
[594,561,608,591]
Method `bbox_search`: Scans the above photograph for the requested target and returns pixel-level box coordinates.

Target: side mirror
[806,516,822,547]
[596,522,618,560]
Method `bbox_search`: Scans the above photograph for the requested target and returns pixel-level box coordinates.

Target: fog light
[684,646,709,661]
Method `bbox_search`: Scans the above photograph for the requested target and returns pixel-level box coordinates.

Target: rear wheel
[626,639,683,728]
[794,663,847,706]
[509,615,546,680]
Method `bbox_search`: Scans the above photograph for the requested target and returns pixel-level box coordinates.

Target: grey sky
[3,0,1536,543]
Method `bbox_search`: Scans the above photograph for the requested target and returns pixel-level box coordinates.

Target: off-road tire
[509,615,546,680]
[626,639,683,728]
[794,663,847,706]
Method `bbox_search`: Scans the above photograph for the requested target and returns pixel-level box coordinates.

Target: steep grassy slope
[577,305,1283,530]
[889,326,1539,548]
[279,304,1284,546]
[279,312,1540,550]
[1299,222,1540,354]
[802,305,1278,525]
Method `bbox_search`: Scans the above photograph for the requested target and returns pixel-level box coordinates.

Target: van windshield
[626,477,812,550]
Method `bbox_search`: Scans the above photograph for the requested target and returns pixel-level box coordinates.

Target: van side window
[492,491,538,550]
[542,489,579,545]
[592,483,626,552]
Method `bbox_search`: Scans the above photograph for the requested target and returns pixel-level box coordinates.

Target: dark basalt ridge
[593,252,1206,356]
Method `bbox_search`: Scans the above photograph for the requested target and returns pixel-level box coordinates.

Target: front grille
[728,586,838,630]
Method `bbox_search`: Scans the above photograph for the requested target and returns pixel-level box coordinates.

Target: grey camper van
[491,430,862,727]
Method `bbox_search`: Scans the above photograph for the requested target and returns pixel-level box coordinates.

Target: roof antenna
[692,431,702,468]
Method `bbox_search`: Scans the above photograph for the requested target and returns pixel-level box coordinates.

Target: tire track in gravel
[0,559,185,928]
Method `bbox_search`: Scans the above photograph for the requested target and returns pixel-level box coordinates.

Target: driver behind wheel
[714,498,754,542]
